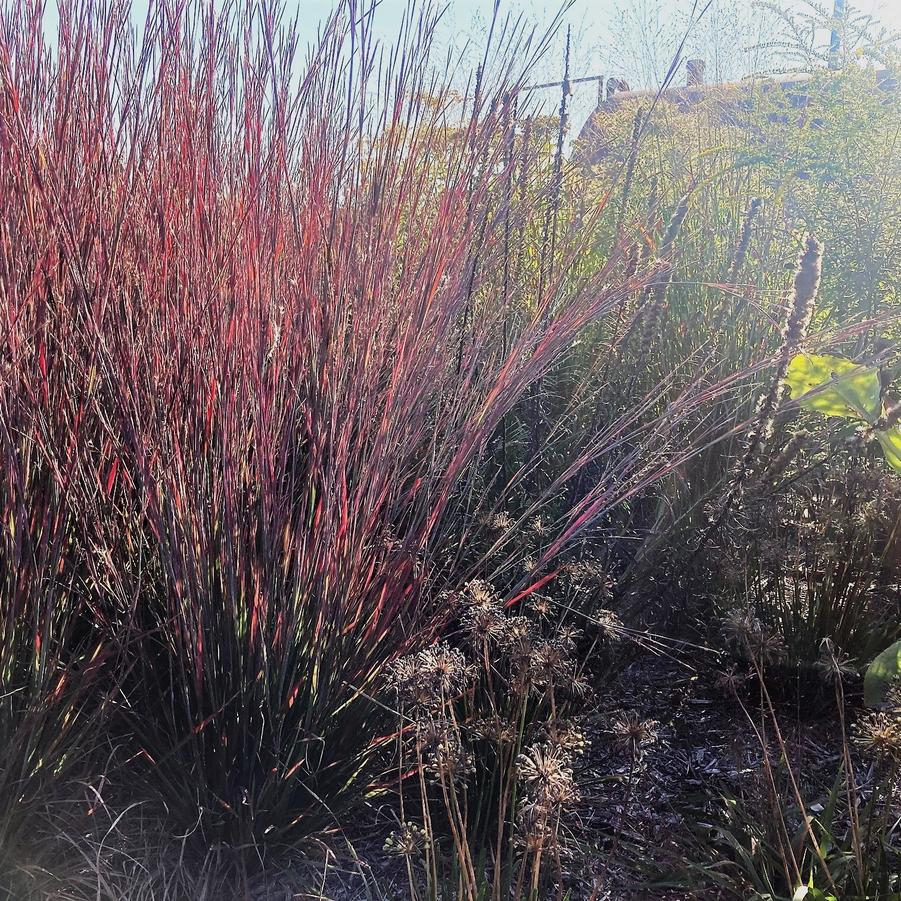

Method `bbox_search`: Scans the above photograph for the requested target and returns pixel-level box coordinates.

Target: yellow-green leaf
[876,427,901,474]
[786,353,881,424]
[865,638,901,707]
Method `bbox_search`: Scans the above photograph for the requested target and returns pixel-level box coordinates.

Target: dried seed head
[563,559,613,597]
[720,606,787,663]
[425,733,475,783]
[544,720,589,757]
[460,593,506,644]
[721,607,763,648]
[781,235,822,354]
[528,641,569,686]
[483,511,513,530]
[470,714,516,744]
[592,608,627,643]
[854,711,901,762]
[714,664,750,697]
[815,638,858,684]
[517,743,580,808]
[527,593,553,618]
[745,629,787,666]
[388,654,439,709]
[418,642,475,695]
[555,625,582,652]
[388,642,474,708]
[610,711,660,761]
[501,615,536,648]
[383,822,426,857]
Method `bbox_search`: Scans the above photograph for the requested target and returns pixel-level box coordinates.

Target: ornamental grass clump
[0,0,737,868]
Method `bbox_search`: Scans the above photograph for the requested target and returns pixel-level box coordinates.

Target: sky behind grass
[43,0,901,133]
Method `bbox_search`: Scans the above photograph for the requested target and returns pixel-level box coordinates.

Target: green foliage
[786,353,882,423]
[786,352,901,472]
[876,427,901,472]
[864,638,901,707]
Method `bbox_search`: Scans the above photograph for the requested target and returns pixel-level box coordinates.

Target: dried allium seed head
[610,711,660,761]
[745,628,787,665]
[528,593,553,618]
[714,664,750,697]
[487,511,514,530]
[470,714,516,744]
[389,643,473,707]
[502,615,535,647]
[425,733,475,783]
[563,559,612,596]
[528,641,570,687]
[415,713,452,750]
[815,638,857,684]
[514,799,556,852]
[555,625,582,652]
[464,579,498,607]
[854,711,901,762]
[388,654,440,709]
[461,597,506,644]
[517,743,580,808]
[545,720,589,757]
[530,516,549,537]
[593,608,627,643]
[721,607,763,648]
[418,642,475,695]
[383,822,426,857]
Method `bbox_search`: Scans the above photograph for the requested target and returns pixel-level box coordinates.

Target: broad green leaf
[864,638,901,707]
[876,427,901,474]
[786,353,882,424]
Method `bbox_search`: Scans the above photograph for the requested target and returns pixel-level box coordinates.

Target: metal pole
[829,0,845,69]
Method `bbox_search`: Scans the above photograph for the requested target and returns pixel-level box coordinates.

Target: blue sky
[43,0,901,132]
[291,0,901,129]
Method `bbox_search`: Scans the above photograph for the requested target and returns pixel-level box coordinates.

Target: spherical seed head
[530,516,549,537]
[388,642,474,707]
[425,733,475,783]
[545,720,589,757]
[593,608,627,642]
[488,511,514,530]
[383,822,426,857]
[714,664,750,696]
[516,743,580,808]
[611,710,660,761]
[470,714,517,744]
[418,642,474,694]
[854,711,901,762]
[528,592,552,617]
[721,607,763,647]
[815,638,858,684]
